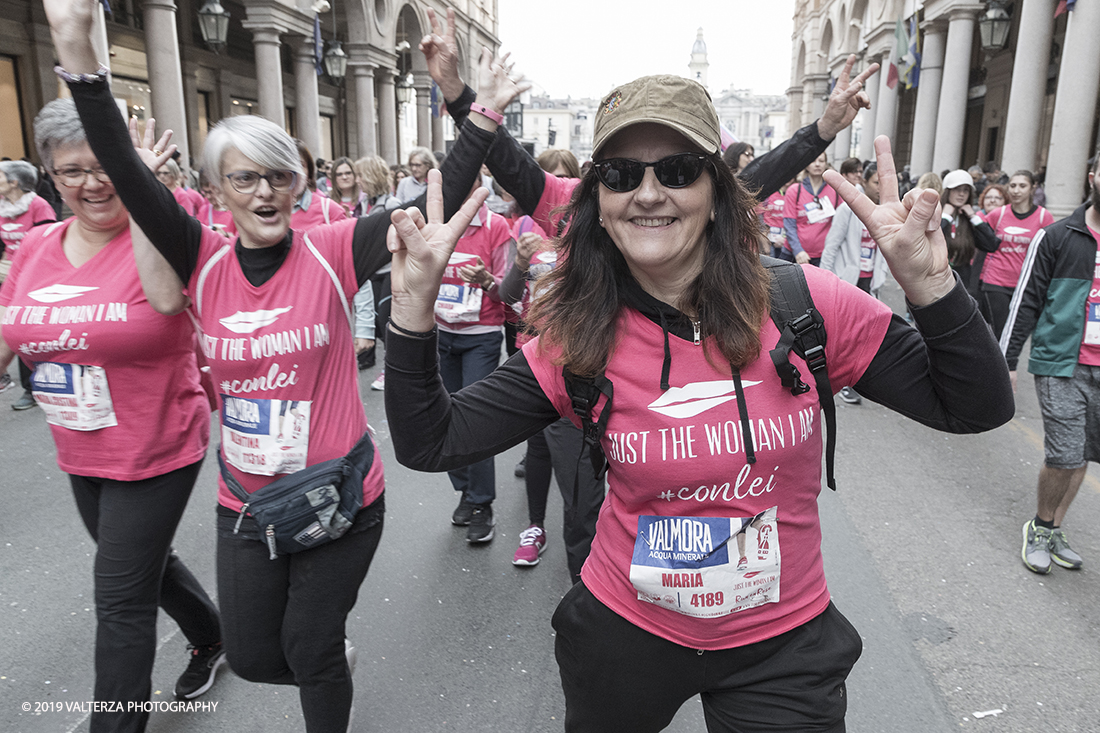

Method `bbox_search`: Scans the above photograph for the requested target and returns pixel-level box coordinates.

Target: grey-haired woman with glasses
[42,0,523,728]
[0,96,224,733]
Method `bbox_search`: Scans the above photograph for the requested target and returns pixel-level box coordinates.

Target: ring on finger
[153,148,163,155]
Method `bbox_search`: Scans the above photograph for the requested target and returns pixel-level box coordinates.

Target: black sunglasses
[593,153,710,193]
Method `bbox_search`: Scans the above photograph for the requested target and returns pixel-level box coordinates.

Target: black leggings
[980,282,1015,340]
[71,460,221,733]
[216,497,384,733]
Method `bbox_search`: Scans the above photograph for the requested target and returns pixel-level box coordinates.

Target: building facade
[0,0,498,174]
[788,0,1100,217]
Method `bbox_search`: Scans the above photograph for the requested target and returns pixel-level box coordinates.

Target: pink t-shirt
[509,216,554,348]
[859,225,876,275]
[523,266,891,650]
[434,207,511,334]
[531,173,579,238]
[784,180,841,259]
[980,205,1055,287]
[189,220,383,511]
[196,203,237,238]
[290,190,348,232]
[1077,226,1100,365]
[760,191,787,249]
[173,186,203,217]
[1,196,57,261]
[0,219,209,480]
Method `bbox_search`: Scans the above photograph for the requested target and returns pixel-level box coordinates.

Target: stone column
[350,62,377,158]
[932,7,981,174]
[431,111,445,154]
[909,22,946,176]
[807,74,830,122]
[293,36,322,157]
[873,55,900,146]
[246,27,285,124]
[832,126,852,162]
[377,69,398,165]
[857,56,880,161]
[1045,0,1100,217]
[1001,0,1057,174]
[142,0,190,167]
[787,87,804,140]
[413,72,432,149]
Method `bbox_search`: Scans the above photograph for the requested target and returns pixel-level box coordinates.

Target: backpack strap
[762,255,837,490]
[562,368,613,521]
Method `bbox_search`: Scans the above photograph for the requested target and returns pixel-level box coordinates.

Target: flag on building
[886,17,910,90]
[1055,0,1076,17]
[431,83,440,118]
[101,0,112,14]
[719,123,738,151]
[314,15,324,75]
[904,16,921,89]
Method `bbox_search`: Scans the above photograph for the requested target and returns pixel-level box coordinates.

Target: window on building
[229,98,258,116]
[320,115,334,161]
[196,91,212,152]
[0,56,27,160]
[111,75,153,123]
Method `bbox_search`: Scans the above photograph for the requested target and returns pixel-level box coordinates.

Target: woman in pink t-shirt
[783,152,840,266]
[383,67,1012,731]
[0,99,222,732]
[979,170,1054,338]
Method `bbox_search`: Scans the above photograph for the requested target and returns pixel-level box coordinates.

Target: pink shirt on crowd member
[196,202,237,238]
[783,179,840,259]
[1078,225,1100,366]
[509,215,554,348]
[290,188,348,232]
[1,195,57,261]
[759,190,787,251]
[523,265,891,650]
[172,186,203,217]
[530,173,580,238]
[434,204,512,335]
[189,219,384,512]
[979,205,1055,288]
[0,219,209,480]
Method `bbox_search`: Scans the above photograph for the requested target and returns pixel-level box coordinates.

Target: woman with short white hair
[395,146,438,203]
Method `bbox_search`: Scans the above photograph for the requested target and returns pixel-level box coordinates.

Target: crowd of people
[0,1,1096,732]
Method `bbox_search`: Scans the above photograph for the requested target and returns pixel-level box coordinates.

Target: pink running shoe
[512,525,547,566]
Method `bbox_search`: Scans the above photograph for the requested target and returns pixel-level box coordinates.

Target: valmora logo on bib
[219,307,293,334]
[648,379,760,419]
[28,284,99,303]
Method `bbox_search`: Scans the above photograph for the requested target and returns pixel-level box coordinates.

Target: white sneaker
[0,374,13,394]
[370,370,385,391]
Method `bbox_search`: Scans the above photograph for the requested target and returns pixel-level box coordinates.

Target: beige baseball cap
[591,75,721,159]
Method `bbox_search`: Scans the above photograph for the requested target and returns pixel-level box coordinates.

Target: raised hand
[420,7,464,102]
[824,136,956,306]
[474,49,532,119]
[43,0,100,74]
[128,116,176,173]
[457,256,492,289]
[818,55,879,140]
[388,169,490,332]
[515,232,544,268]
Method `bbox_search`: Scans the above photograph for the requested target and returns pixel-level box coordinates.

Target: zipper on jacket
[265,525,278,560]
[691,319,701,345]
[233,504,249,534]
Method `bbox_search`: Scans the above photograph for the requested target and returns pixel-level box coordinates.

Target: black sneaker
[12,391,36,411]
[466,504,495,543]
[452,496,475,526]
[514,456,526,478]
[838,387,861,405]
[175,642,227,700]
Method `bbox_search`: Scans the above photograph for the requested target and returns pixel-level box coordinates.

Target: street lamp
[396,73,414,105]
[197,0,230,51]
[979,1,1012,52]
[324,39,348,81]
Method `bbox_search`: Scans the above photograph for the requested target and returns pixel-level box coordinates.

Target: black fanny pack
[219,431,375,559]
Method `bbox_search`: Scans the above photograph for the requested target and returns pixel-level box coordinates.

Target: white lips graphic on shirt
[647,379,761,419]
[1,223,22,232]
[448,252,480,265]
[219,307,294,334]
[1002,226,1031,236]
[27,284,100,303]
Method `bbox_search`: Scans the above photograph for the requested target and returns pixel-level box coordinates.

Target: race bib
[629,507,780,618]
[31,363,118,431]
[221,396,311,476]
[805,197,835,225]
[434,282,483,323]
[1085,303,1100,346]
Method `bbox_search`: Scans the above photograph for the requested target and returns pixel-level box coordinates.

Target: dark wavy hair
[527,152,770,377]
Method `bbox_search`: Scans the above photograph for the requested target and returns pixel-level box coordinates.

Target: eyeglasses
[155,170,176,179]
[592,153,710,193]
[224,170,298,195]
[334,171,355,178]
[52,166,111,187]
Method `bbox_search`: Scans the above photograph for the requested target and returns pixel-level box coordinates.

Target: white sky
[495,0,797,101]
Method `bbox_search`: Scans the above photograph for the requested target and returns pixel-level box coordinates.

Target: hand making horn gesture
[387,169,490,333]
[824,136,956,307]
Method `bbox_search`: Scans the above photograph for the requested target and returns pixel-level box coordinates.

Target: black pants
[980,282,1014,339]
[216,497,384,733]
[70,460,221,733]
[19,357,32,392]
[544,419,606,583]
[553,583,862,733]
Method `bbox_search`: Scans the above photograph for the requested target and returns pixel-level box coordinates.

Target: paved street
[2,279,1099,732]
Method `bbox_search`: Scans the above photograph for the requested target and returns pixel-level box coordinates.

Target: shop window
[0,56,27,160]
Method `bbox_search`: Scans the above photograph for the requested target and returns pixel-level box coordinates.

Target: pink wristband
[470,103,504,125]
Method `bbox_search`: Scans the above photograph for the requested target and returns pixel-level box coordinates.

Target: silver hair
[161,158,181,178]
[407,146,438,170]
[34,98,88,171]
[202,116,305,195]
[0,160,38,192]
